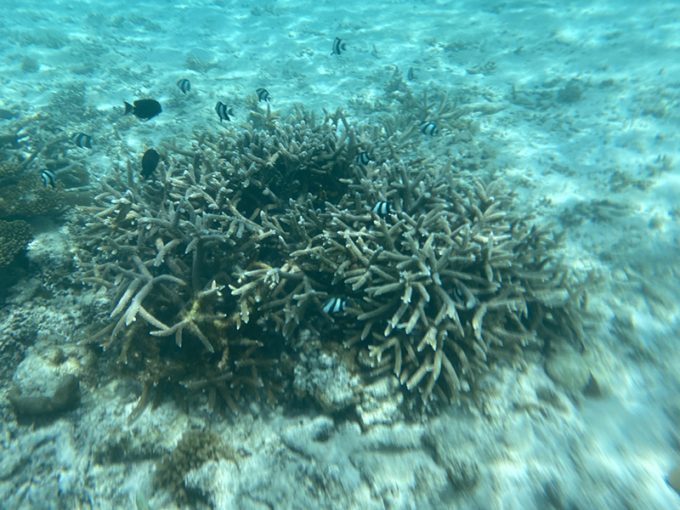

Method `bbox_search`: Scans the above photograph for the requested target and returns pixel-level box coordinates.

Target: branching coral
[74,107,356,411]
[232,155,584,403]
[74,99,584,411]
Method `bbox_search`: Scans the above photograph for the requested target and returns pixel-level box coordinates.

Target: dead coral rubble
[74,104,583,410]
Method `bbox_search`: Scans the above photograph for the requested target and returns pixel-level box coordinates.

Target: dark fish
[256,87,271,102]
[215,101,233,122]
[322,297,347,314]
[355,151,370,166]
[177,79,191,94]
[331,37,346,55]
[420,121,437,136]
[372,201,391,216]
[124,99,162,120]
[40,169,56,188]
[0,108,17,120]
[407,67,416,81]
[72,132,93,149]
[141,149,160,179]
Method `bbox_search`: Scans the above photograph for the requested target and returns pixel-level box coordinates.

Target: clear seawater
[0,1,678,509]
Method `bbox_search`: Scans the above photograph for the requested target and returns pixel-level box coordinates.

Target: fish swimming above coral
[72,132,93,149]
[215,101,234,122]
[124,99,162,120]
[256,87,271,102]
[141,149,160,179]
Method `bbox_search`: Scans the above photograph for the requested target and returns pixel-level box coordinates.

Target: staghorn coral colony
[72,97,584,415]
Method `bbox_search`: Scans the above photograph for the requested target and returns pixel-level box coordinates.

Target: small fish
[407,67,416,81]
[141,149,160,179]
[256,87,271,102]
[215,101,234,122]
[72,132,93,149]
[331,37,346,56]
[124,99,162,120]
[0,108,16,120]
[355,151,370,166]
[372,201,391,216]
[420,121,437,136]
[40,169,56,188]
[176,79,191,94]
[322,297,347,314]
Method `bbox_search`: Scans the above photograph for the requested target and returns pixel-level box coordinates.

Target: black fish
[124,99,162,120]
[256,87,271,102]
[331,37,346,55]
[215,101,233,122]
[177,79,191,94]
[72,132,93,149]
[40,169,56,188]
[322,297,346,314]
[372,201,391,216]
[420,121,437,136]
[407,67,416,81]
[141,149,160,179]
[355,151,370,166]
[0,108,16,120]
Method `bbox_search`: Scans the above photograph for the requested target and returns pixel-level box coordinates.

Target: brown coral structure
[0,219,32,268]
[73,101,584,411]
[233,156,584,403]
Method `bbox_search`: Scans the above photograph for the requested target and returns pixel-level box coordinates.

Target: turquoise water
[0,1,679,509]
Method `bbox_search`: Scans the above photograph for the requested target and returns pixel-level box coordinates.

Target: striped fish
[215,101,233,122]
[331,37,346,56]
[40,169,56,188]
[355,151,370,166]
[177,78,191,94]
[256,87,271,102]
[372,201,391,216]
[72,132,93,149]
[322,297,347,314]
[420,121,438,136]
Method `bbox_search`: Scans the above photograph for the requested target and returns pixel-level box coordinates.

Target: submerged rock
[8,373,80,418]
[7,345,91,420]
[544,345,591,394]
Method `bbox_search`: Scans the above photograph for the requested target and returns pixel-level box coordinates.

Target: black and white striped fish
[215,101,233,122]
[420,121,438,136]
[256,87,271,102]
[355,151,370,166]
[40,169,56,188]
[372,201,391,216]
[72,132,93,149]
[322,297,347,314]
[331,37,346,55]
[177,78,191,94]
